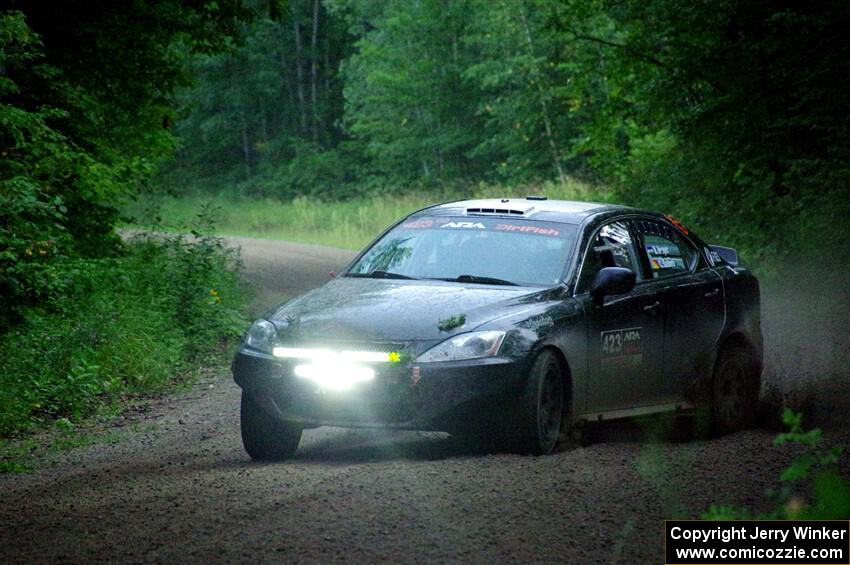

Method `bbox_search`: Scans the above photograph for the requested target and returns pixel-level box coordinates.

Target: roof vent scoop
[526,195,547,201]
[466,207,527,215]
[464,199,538,216]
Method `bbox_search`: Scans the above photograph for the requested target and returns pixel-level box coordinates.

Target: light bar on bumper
[292,362,375,390]
[272,347,399,363]
[270,347,398,391]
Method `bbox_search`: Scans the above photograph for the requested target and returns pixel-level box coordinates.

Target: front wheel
[711,344,760,435]
[240,392,302,461]
[512,350,565,454]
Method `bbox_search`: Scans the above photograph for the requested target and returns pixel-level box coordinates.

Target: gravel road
[1,236,847,564]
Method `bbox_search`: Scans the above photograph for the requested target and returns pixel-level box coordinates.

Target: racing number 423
[601,328,642,357]
[602,331,623,355]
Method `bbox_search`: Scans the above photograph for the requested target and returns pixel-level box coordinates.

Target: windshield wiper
[346,270,418,280]
[431,274,518,286]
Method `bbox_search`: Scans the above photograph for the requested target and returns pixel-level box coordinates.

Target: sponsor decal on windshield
[400,217,563,237]
[494,223,560,236]
[440,221,485,229]
[401,219,435,229]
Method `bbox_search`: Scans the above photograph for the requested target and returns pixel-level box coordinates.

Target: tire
[711,344,760,435]
[240,392,302,461]
[511,349,565,455]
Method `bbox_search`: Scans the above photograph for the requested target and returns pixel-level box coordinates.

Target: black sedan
[232,198,763,458]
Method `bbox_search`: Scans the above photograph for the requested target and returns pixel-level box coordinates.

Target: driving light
[245,319,277,353]
[273,347,332,360]
[293,362,375,390]
[415,330,506,363]
[273,347,396,363]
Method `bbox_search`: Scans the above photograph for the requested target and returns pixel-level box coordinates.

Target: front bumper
[232,348,528,431]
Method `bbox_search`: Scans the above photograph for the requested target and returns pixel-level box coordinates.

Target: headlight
[244,319,277,353]
[415,330,506,363]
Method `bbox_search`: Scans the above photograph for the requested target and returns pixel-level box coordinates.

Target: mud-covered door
[576,221,665,412]
[632,218,724,402]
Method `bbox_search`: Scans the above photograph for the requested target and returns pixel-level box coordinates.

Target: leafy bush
[255,141,363,200]
[705,409,850,520]
[0,228,247,437]
[0,5,250,328]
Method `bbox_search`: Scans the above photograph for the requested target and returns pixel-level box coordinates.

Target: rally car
[232,197,763,459]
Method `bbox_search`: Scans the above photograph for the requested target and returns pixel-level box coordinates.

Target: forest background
[1,0,848,451]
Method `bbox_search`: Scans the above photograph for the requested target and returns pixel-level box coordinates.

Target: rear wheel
[240,392,302,461]
[711,344,760,435]
[511,350,565,454]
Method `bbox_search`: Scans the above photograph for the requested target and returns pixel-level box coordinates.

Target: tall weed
[125,178,607,250]
[0,211,247,437]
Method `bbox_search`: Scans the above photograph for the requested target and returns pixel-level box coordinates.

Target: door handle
[643,301,662,313]
[704,288,720,298]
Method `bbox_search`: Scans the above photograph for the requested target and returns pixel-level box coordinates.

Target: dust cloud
[759,263,850,428]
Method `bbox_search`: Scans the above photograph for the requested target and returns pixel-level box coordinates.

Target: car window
[577,221,642,293]
[635,219,699,278]
[347,216,578,286]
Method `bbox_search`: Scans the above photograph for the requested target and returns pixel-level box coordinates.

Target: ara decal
[440,221,485,229]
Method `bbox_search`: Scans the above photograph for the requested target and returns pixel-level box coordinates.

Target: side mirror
[589,267,636,302]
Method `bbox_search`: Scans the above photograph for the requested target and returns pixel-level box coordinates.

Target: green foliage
[0,229,247,438]
[1,11,86,324]
[546,0,850,263]
[1,3,248,326]
[463,0,590,183]
[437,314,466,332]
[704,410,849,520]
[338,0,485,185]
[256,141,363,199]
[157,0,850,266]
[125,177,603,250]
[164,2,354,198]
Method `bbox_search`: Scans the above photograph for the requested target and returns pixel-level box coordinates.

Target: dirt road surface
[1,236,847,564]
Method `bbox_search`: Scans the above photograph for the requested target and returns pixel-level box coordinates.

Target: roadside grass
[0,228,249,473]
[0,428,124,474]
[124,178,608,250]
[0,412,164,474]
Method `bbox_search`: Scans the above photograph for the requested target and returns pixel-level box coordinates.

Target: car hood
[267,277,549,343]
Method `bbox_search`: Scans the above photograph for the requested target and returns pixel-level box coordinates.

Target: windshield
[347,216,577,286]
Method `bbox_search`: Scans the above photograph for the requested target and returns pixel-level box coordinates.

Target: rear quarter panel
[718,264,764,369]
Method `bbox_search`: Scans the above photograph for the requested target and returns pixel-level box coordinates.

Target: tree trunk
[324,39,331,97]
[240,112,252,180]
[292,3,308,136]
[310,0,320,144]
[414,104,431,179]
[520,5,567,185]
[259,101,269,143]
[278,50,297,134]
